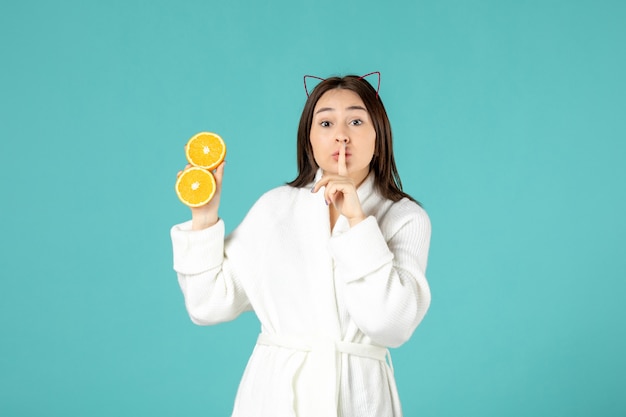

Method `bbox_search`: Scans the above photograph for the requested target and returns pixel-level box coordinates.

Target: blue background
[1,1,624,416]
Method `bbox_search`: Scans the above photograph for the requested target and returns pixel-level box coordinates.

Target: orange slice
[185,132,226,170]
[175,167,217,207]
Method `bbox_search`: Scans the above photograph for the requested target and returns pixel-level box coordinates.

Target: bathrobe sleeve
[328,200,431,347]
[170,219,252,325]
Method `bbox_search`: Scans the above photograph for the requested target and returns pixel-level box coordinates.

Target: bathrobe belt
[256,332,393,417]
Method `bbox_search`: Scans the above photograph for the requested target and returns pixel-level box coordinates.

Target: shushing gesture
[312,142,367,228]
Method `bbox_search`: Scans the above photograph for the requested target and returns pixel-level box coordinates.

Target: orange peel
[185,132,226,170]
[175,166,217,207]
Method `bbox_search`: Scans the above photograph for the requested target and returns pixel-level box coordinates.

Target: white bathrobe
[170,171,431,417]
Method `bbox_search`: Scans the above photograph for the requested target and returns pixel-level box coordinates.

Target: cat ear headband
[303,71,381,98]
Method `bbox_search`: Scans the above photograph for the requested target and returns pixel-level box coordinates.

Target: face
[309,88,376,186]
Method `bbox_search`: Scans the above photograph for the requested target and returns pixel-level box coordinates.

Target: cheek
[308,135,323,164]
[309,133,319,155]
[309,128,329,154]
[367,131,377,156]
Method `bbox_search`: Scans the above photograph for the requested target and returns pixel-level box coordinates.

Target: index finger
[338,141,347,177]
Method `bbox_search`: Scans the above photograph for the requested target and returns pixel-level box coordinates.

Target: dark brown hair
[288,75,419,204]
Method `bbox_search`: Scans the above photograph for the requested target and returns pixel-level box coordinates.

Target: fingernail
[310,186,315,193]
[325,200,329,206]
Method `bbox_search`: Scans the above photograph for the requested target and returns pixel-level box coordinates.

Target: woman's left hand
[312,144,366,227]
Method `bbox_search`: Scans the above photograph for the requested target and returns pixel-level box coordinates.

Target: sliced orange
[185,132,226,170]
[175,167,217,207]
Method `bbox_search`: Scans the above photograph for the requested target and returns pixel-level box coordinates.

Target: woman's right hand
[177,161,225,230]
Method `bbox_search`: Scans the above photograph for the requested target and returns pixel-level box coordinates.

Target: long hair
[288,75,419,204]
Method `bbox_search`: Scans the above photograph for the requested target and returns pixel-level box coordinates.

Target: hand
[177,154,225,230]
[311,142,366,227]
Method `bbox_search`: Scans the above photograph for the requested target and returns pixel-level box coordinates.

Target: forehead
[313,88,366,111]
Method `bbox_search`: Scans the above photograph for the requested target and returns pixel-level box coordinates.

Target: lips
[332,152,351,160]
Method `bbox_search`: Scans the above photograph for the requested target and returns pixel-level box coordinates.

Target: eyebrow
[315,105,368,114]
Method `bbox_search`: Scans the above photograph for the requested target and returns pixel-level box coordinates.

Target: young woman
[171,73,431,417]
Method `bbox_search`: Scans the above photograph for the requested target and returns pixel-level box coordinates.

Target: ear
[359,71,381,97]
[303,75,325,97]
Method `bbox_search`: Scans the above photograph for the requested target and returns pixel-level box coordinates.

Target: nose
[335,136,349,144]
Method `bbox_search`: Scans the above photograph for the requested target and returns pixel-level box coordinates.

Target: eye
[350,119,363,126]
[320,121,331,127]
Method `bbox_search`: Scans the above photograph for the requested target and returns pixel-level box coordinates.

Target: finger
[177,164,193,178]
[323,182,333,203]
[311,176,330,194]
[323,185,334,206]
[338,141,348,176]
[324,182,343,205]
[213,160,226,188]
[311,175,341,194]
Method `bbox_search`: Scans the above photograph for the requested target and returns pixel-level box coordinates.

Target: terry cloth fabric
[171,170,431,417]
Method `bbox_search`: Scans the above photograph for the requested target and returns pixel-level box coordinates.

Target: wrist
[191,212,219,230]
[348,213,366,227]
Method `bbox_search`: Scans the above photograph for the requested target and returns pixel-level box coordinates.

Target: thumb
[213,161,226,188]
